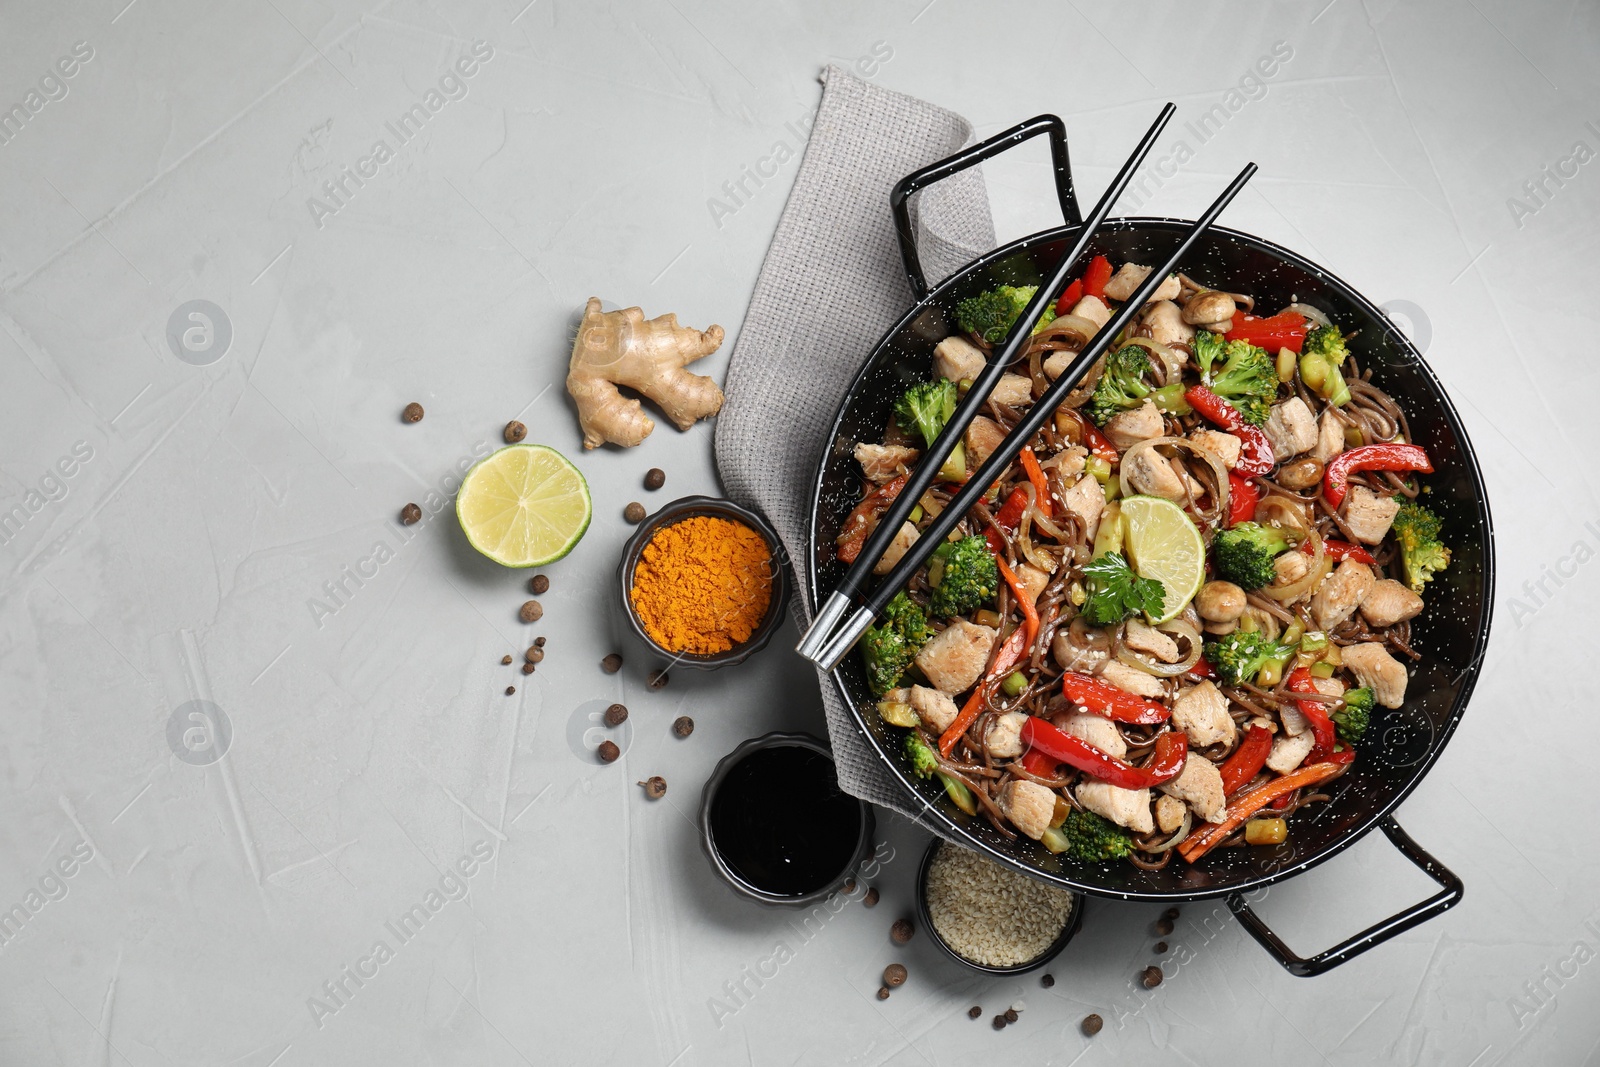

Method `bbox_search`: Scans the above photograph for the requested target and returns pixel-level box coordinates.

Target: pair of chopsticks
[797,104,1257,671]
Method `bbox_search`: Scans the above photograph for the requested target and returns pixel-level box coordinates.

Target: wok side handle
[1226,816,1464,978]
[890,114,1079,300]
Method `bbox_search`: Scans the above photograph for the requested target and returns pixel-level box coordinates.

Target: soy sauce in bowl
[700,734,874,905]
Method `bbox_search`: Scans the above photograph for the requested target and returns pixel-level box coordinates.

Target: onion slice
[1262,524,1327,602]
[1118,436,1230,528]
[1122,335,1185,383]
[1115,619,1203,677]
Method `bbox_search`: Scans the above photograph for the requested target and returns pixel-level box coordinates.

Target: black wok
[805,116,1493,976]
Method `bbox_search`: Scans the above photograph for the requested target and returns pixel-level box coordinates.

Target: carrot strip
[1019,446,1052,518]
[1177,762,1344,864]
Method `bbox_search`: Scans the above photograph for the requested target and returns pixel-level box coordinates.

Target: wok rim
[805,216,1496,902]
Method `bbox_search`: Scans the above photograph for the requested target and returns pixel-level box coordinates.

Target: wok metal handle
[1227,816,1463,978]
[890,113,1081,301]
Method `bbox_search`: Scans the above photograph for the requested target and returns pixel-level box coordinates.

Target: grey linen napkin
[714,66,995,815]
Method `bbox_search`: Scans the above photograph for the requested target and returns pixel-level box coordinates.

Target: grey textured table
[2,1,1596,1064]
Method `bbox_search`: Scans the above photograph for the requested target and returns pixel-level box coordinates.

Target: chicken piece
[1124,444,1189,504]
[1263,397,1318,459]
[964,415,1007,468]
[1282,676,1344,736]
[990,373,1034,407]
[907,685,959,734]
[1069,296,1111,331]
[913,620,998,695]
[1265,730,1315,774]
[1052,445,1088,483]
[1342,642,1409,708]
[1273,549,1310,587]
[1343,484,1400,546]
[986,711,1028,758]
[934,335,986,383]
[1312,408,1345,464]
[871,521,919,575]
[1042,349,1076,380]
[1016,561,1052,609]
[1059,473,1105,543]
[1361,578,1425,628]
[1098,659,1167,700]
[1060,711,1126,759]
[1171,681,1236,748]
[854,442,919,483]
[1076,781,1154,834]
[1052,632,1109,676]
[1311,559,1376,631]
[1124,619,1181,663]
[1190,429,1241,470]
[1103,263,1181,303]
[1155,794,1188,834]
[1142,300,1195,349]
[999,779,1057,840]
[1103,399,1164,451]
[1160,754,1226,824]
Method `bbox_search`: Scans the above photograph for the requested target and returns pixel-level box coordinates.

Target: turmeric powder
[630,516,773,655]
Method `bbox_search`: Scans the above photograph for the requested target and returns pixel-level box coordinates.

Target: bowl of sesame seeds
[916,838,1084,975]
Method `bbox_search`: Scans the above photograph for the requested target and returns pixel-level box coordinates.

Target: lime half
[456,444,591,567]
[1118,495,1205,624]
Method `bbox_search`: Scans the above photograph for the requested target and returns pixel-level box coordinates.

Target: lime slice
[1118,495,1205,624]
[456,444,591,567]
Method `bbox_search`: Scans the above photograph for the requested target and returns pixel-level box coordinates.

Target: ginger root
[566,297,726,449]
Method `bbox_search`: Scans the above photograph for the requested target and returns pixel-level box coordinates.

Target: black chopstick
[809,161,1258,670]
[797,103,1176,662]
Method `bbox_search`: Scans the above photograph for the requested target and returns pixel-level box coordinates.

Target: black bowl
[617,495,790,670]
[807,218,1494,903]
[915,838,1086,976]
[698,732,876,906]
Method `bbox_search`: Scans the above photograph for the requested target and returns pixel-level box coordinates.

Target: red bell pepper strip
[985,486,1030,553]
[1018,446,1052,518]
[1323,443,1432,509]
[1227,472,1259,526]
[1217,724,1273,796]
[1178,761,1346,863]
[1308,538,1376,565]
[1061,409,1118,463]
[1053,278,1084,317]
[836,474,906,563]
[1082,255,1113,299]
[1286,667,1337,764]
[1224,309,1307,353]
[1060,672,1170,725]
[938,554,1042,757]
[1021,718,1187,789]
[1185,385,1276,476]
[1020,747,1062,778]
[1188,657,1217,680]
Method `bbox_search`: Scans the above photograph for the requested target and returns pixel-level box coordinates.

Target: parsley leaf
[1080,552,1166,627]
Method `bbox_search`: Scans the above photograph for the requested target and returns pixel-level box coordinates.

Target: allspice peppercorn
[1141,965,1164,989]
[639,776,667,799]
[882,964,907,988]
[597,740,619,763]
[644,468,665,490]
[890,919,913,944]
[604,703,628,726]
[401,402,424,423]
[400,503,422,525]
[530,574,549,594]
[624,501,646,523]
[672,716,694,738]
[503,420,527,443]
[600,653,623,673]
[520,600,543,623]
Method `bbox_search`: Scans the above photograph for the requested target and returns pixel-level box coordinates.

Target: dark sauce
[708,745,861,898]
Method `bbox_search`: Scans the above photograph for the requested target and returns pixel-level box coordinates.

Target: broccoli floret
[1302,324,1349,367]
[1213,522,1289,590]
[1084,345,1152,425]
[1205,629,1295,688]
[927,535,999,617]
[904,732,939,778]
[1334,687,1373,744]
[894,379,958,448]
[1391,498,1451,594]
[861,592,930,696]
[1194,331,1278,426]
[1299,325,1352,405]
[1061,809,1133,863]
[1081,551,1166,627]
[954,285,1054,344]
